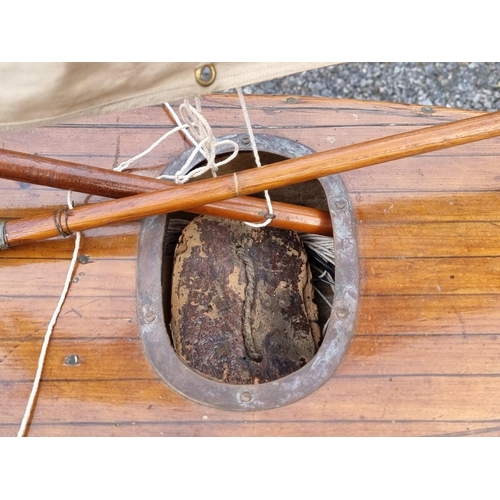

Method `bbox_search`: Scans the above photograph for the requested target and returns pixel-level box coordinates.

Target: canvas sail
[0,62,336,131]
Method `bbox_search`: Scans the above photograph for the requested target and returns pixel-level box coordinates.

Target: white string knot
[159,99,238,184]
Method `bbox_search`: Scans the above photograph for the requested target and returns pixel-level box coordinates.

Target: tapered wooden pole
[4,109,500,248]
[0,148,333,236]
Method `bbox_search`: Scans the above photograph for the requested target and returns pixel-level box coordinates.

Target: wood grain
[1,335,499,381]
[2,94,500,436]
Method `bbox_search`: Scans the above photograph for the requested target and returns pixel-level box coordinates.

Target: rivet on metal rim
[241,136,250,145]
[144,311,156,323]
[239,391,254,403]
[336,308,349,319]
[335,200,346,210]
[421,106,434,114]
[195,64,216,87]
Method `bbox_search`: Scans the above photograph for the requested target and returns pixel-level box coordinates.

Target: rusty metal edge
[137,133,359,411]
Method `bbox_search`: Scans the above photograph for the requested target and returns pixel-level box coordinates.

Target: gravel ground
[246,62,500,112]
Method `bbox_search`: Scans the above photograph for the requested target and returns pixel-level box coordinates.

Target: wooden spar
[0,148,333,236]
[4,108,500,248]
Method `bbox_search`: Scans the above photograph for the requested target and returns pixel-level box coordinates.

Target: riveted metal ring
[0,221,10,250]
[137,133,359,411]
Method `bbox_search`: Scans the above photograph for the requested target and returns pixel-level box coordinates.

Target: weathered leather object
[170,215,321,384]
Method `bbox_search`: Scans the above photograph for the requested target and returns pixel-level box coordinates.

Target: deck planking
[1,94,500,436]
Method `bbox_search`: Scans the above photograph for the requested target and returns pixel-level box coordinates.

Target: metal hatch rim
[136,133,359,411]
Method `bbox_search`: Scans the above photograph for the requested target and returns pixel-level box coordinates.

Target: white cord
[236,87,275,228]
[159,100,238,184]
[114,124,188,172]
[18,191,81,437]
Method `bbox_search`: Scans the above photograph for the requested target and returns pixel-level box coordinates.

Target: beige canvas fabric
[0,62,337,131]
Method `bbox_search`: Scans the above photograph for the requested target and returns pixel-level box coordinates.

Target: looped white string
[159,100,239,184]
[18,190,81,437]
[236,87,275,228]
[114,124,188,172]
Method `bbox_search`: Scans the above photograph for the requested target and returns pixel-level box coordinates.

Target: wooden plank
[0,257,135,297]
[358,221,500,258]
[0,185,110,217]
[0,296,137,339]
[5,292,499,344]
[0,123,181,167]
[199,95,482,120]
[2,336,500,382]
[5,125,500,162]
[3,420,499,437]
[0,96,494,163]
[361,257,500,296]
[0,339,155,381]
[2,376,500,426]
[36,95,479,127]
[338,335,500,376]
[343,153,500,193]
[357,295,500,335]
[354,191,500,223]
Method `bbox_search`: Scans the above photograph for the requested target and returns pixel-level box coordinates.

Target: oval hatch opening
[163,150,334,385]
[137,133,359,411]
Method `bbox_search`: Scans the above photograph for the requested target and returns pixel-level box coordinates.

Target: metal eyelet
[195,63,216,87]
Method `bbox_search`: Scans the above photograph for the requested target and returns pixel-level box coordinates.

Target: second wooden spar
[4,108,500,248]
[0,148,332,236]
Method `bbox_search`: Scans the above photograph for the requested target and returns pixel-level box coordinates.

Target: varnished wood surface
[6,107,500,246]
[2,94,500,436]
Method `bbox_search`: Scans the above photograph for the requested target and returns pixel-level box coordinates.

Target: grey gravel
[245,62,500,112]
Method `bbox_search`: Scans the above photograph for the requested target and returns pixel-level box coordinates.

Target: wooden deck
[2,94,500,436]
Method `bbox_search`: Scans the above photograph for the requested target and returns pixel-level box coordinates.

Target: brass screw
[195,64,216,87]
